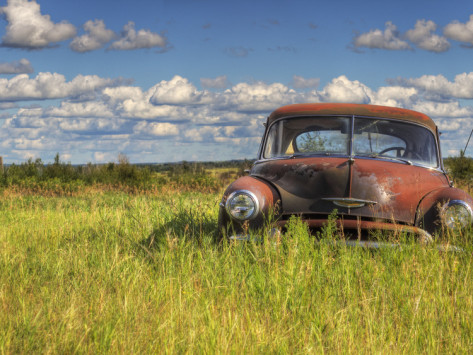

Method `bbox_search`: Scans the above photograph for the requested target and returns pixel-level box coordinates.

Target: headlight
[441,200,473,230]
[225,190,259,221]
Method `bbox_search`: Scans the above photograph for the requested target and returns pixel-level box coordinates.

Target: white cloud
[0,0,76,49]
[291,75,320,89]
[46,101,115,118]
[411,101,473,119]
[0,72,124,101]
[10,149,39,160]
[0,58,33,74]
[149,75,212,105]
[317,76,373,103]
[104,85,190,120]
[133,121,179,136]
[392,72,473,100]
[149,76,301,113]
[353,22,411,51]
[2,73,473,163]
[436,118,465,132]
[405,20,450,53]
[58,118,127,132]
[218,81,299,111]
[444,15,473,45]
[372,86,418,107]
[184,126,228,142]
[200,76,230,89]
[108,21,167,51]
[94,151,115,163]
[70,19,115,53]
[13,136,46,149]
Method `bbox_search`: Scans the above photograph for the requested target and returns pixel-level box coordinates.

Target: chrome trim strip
[349,114,355,158]
[322,197,378,208]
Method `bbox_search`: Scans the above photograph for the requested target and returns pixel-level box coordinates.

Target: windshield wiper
[363,153,413,165]
[289,152,337,159]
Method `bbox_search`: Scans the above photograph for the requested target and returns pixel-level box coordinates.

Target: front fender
[415,187,473,234]
[218,175,281,236]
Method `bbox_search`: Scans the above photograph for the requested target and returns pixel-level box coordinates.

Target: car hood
[251,157,449,224]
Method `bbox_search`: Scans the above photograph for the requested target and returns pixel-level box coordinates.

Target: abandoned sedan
[218,103,473,242]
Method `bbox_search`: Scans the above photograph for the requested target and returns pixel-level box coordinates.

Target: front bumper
[274,218,433,243]
[224,217,433,244]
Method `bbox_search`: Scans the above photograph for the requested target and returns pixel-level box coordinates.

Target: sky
[1,0,473,164]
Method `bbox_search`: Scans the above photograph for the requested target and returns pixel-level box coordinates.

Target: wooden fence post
[0,156,3,173]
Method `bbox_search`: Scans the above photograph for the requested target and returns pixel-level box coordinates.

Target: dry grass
[0,188,472,353]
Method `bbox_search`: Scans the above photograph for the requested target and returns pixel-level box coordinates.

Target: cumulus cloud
[353,22,411,51]
[0,72,127,101]
[0,58,33,74]
[70,19,115,53]
[405,20,450,53]
[216,81,300,112]
[58,117,129,133]
[444,15,473,45]
[2,73,473,163]
[317,76,373,103]
[390,72,473,100]
[372,86,418,108]
[149,76,211,105]
[411,101,473,118]
[108,21,168,51]
[201,76,230,89]
[291,75,320,89]
[45,101,115,119]
[0,0,76,49]
[102,85,190,120]
[133,121,179,137]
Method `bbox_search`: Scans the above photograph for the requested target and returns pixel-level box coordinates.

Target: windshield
[263,116,439,167]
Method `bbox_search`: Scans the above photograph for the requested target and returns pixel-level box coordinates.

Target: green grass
[1,189,473,353]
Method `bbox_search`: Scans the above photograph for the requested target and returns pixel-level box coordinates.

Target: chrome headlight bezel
[440,200,473,230]
[225,190,260,221]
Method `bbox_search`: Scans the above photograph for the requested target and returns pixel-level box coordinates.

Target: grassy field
[1,187,473,353]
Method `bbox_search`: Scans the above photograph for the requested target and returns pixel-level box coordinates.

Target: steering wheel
[378,146,422,160]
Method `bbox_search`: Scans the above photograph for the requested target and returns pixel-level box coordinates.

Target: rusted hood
[251,157,449,224]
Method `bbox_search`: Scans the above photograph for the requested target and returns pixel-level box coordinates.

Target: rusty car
[218,103,473,243]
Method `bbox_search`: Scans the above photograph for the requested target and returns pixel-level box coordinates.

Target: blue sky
[1,0,473,164]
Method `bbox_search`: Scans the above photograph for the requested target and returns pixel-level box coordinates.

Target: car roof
[267,103,437,133]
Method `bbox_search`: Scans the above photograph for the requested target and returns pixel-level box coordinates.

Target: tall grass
[0,190,472,353]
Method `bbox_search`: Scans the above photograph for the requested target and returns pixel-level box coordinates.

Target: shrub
[444,152,473,182]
